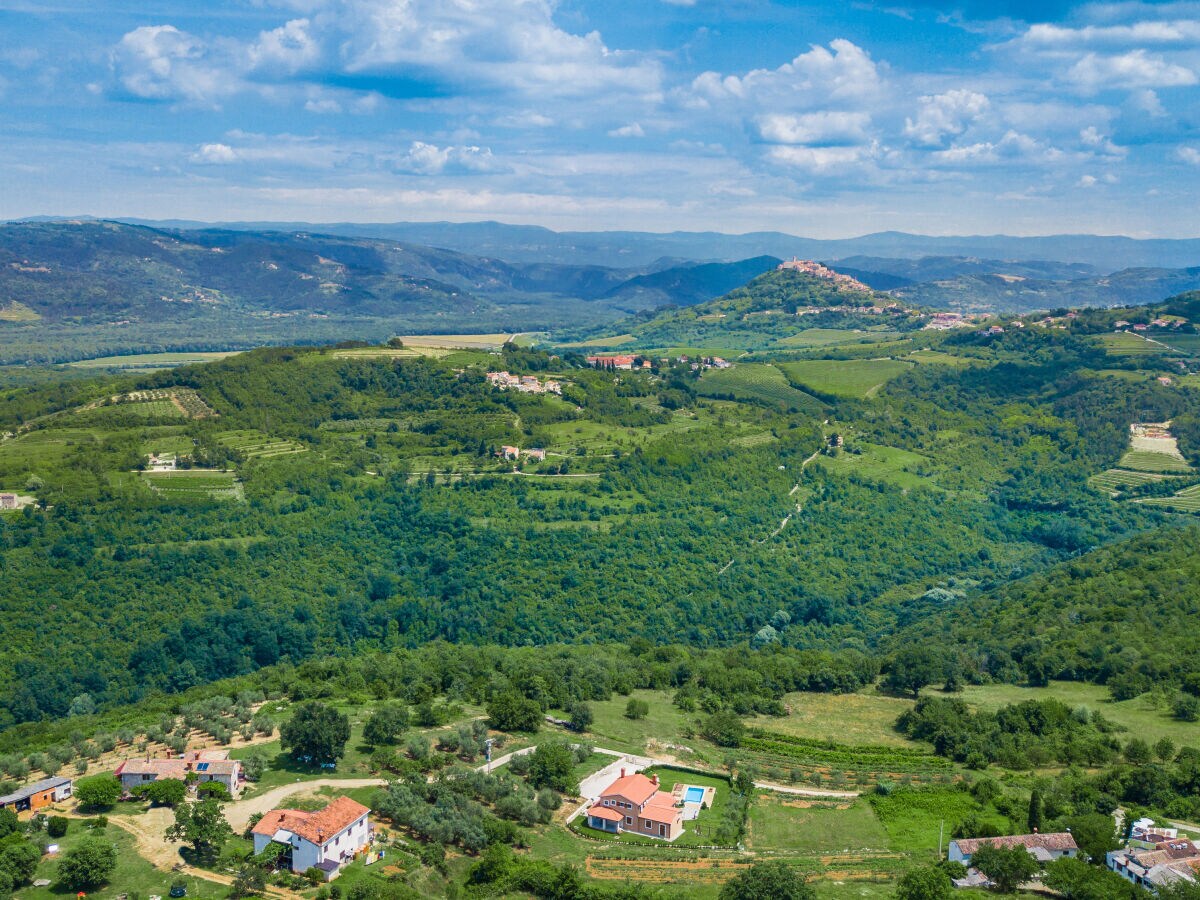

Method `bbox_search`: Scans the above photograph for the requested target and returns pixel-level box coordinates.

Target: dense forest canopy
[0,282,1196,732]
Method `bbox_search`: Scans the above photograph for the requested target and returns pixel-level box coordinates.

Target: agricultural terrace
[141,469,242,501]
[216,429,306,459]
[330,345,453,359]
[1119,449,1194,473]
[1139,482,1200,512]
[696,363,825,413]
[777,359,913,399]
[1096,332,1182,356]
[400,333,526,349]
[68,350,244,371]
[772,328,903,349]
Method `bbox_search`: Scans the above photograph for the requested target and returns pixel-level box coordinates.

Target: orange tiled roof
[587,805,623,822]
[954,833,1077,854]
[639,791,680,824]
[252,797,369,846]
[600,773,658,806]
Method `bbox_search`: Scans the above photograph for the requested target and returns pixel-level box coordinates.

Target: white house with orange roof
[251,796,372,880]
[586,769,684,840]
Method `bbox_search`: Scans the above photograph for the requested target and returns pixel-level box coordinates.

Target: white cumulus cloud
[112,25,234,105]
[191,142,239,164]
[690,39,882,108]
[904,89,989,147]
[1067,50,1198,90]
[757,111,871,145]
[392,141,499,175]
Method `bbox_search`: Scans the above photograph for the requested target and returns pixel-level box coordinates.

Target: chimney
[652,775,659,787]
[620,768,625,778]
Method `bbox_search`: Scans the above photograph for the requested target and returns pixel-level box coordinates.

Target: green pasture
[958,681,1200,748]
[748,690,915,748]
[535,410,715,455]
[747,794,890,853]
[870,786,1003,854]
[696,363,825,413]
[551,689,695,759]
[813,443,935,490]
[778,359,912,399]
[772,329,903,349]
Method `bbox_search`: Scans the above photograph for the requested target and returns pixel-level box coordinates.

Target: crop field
[1141,483,1200,512]
[88,399,184,420]
[772,329,903,349]
[118,388,215,419]
[1097,332,1180,356]
[217,429,306,458]
[68,350,243,370]
[1160,334,1200,353]
[556,333,636,349]
[777,359,912,399]
[141,469,242,501]
[740,730,953,786]
[1118,449,1194,473]
[329,345,453,359]
[747,794,890,853]
[814,443,935,490]
[399,333,520,349]
[696,363,825,413]
[905,350,974,367]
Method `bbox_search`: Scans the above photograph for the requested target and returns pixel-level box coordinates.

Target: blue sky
[1,0,1199,236]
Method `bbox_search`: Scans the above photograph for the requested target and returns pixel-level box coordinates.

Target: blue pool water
[684,787,705,803]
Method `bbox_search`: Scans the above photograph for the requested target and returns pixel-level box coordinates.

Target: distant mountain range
[3,218,1200,362]
[78,217,1200,270]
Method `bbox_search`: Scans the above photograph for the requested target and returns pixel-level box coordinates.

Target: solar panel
[196,763,209,771]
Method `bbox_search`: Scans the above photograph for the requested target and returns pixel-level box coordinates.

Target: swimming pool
[684,786,705,803]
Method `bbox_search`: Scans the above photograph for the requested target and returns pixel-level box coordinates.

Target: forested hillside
[0,283,1197,731]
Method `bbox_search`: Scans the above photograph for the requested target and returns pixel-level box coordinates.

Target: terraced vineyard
[1088,469,1178,492]
[141,469,242,501]
[217,429,306,459]
[1119,449,1194,473]
[696,363,824,414]
[1141,484,1200,512]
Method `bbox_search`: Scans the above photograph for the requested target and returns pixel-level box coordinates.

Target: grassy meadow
[778,359,912,398]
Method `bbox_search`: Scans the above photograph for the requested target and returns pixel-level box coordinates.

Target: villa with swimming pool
[585,769,715,841]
